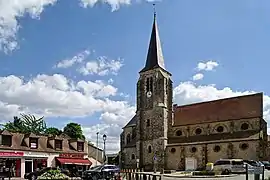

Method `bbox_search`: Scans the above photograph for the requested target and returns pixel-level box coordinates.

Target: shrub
[37,169,70,180]
[193,170,215,176]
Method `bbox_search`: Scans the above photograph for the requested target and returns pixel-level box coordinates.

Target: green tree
[63,123,84,139]
[20,114,47,134]
[45,127,62,136]
[1,116,26,133]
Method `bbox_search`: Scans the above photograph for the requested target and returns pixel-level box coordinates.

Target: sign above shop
[59,153,84,159]
[0,152,24,157]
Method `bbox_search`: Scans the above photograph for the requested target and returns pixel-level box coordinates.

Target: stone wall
[172,118,261,138]
[122,147,137,169]
[166,139,261,170]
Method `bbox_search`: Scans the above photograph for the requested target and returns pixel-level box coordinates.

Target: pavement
[121,170,270,180]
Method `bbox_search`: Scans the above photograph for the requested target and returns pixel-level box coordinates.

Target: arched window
[213,145,221,152]
[146,119,150,127]
[241,123,249,130]
[195,128,202,135]
[216,126,224,133]
[176,130,182,136]
[131,154,135,160]
[132,128,136,139]
[126,134,131,144]
[148,146,152,153]
[240,143,249,150]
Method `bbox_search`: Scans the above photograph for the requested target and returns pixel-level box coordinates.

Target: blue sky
[1,0,270,152]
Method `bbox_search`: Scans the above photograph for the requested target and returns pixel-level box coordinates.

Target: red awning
[56,158,92,165]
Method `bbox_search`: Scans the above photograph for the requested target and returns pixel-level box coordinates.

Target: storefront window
[33,159,47,171]
[0,159,21,177]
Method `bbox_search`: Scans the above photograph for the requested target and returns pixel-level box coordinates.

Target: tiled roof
[173,93,263,126]
[123,115,137,129]
[0,131,88,154]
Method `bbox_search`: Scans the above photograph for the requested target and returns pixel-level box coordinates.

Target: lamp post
[103,134,107,164]
[96,132,99,166]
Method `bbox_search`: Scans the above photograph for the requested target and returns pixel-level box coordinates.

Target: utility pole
[96,132,99,166]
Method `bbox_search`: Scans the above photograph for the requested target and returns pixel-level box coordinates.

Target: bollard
[262,166,265,180]
[128,171,131,180]
[152,175,157,180]
[143,174,147,180]
[245,164,248,180]
[135,172,139,180]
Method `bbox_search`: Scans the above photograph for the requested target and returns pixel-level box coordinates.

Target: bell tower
[135,10,173,171]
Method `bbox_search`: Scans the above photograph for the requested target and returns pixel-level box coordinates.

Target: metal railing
[121,169,162,180]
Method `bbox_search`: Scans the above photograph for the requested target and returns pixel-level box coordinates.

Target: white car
[213,159,247,174]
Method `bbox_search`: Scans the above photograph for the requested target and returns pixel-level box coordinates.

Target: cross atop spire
[153,3,156,19]
[140,5,166,73]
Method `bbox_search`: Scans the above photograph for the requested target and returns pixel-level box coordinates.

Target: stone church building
[120,14,268,171]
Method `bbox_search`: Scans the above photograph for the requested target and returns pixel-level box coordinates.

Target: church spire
[140,5,165,73]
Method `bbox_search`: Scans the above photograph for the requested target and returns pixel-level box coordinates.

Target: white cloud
[192,73,204,81]
[83,123,123,154]
[79,0,160,11]
[197,60,219,71]
[0,73,135,119]
[76,80,117,98]
[78,56,124,76]
[55,50,90,68]
[0,0,58,53]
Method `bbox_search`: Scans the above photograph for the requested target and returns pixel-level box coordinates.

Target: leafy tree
[45,127,62,136]
[63,123,84,139]
[20,114,47,134]
[1,116,26,133]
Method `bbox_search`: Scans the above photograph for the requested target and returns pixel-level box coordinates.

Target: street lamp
[103,134,107,164]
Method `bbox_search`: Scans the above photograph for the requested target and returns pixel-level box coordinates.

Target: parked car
[24,167,70,180]
[244,160,264,167]
[82,165,120,180]
[213,159,247,174]
[261,161,270,170]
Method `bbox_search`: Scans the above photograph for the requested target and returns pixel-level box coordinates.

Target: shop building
[0,130,91,178]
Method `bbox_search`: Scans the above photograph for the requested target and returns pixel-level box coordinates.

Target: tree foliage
[1,115,87,141]
[1,114,46,134]
[2,116,25,133]
[20,114,47,134]
[45,127,62,136]
[63,123,84,139]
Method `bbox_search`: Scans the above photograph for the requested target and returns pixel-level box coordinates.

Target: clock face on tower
[146,91,152,98]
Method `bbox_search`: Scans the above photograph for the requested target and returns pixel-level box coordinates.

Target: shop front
[23,151,49,175]
[55,153,92,177]
[0,151,24,177]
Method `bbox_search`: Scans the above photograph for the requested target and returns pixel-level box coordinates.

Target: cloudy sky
[0,0,270,153]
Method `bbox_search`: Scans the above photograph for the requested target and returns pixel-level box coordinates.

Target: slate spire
[140,9,165,73]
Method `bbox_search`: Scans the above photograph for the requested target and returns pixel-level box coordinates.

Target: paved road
[122,170,270,180]
[163,171,270,180]
[163,175,259,180]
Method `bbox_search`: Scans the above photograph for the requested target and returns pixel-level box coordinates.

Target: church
[119,13,268,171]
